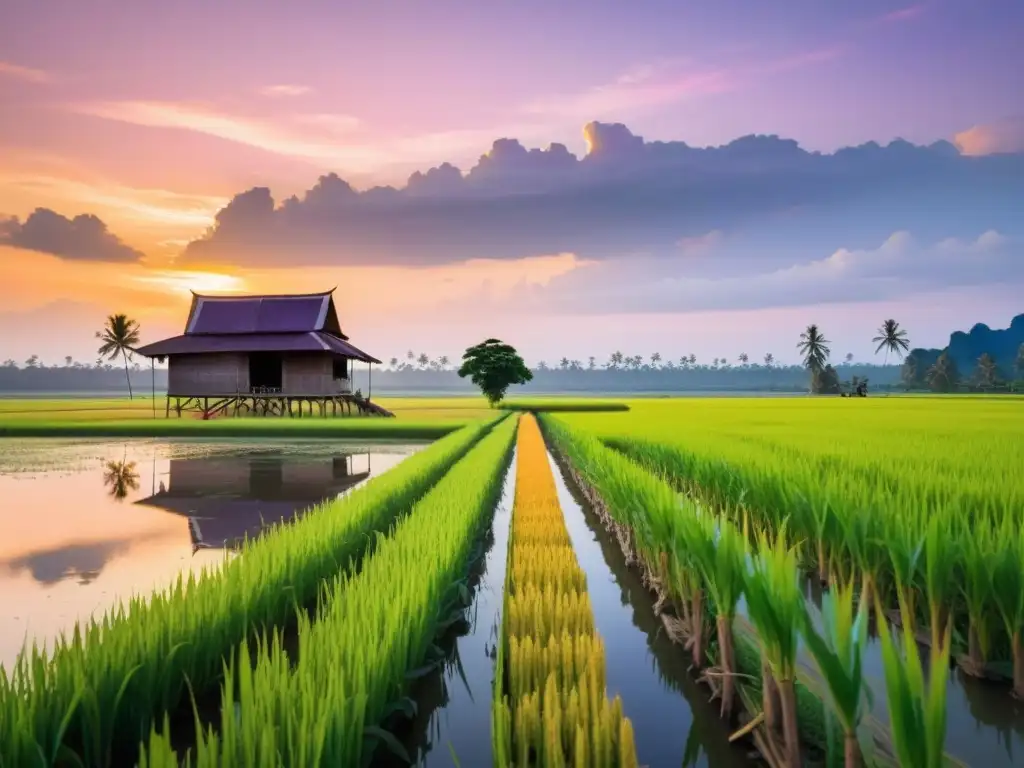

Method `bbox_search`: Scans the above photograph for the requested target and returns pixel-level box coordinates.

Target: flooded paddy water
[0,437,423,670]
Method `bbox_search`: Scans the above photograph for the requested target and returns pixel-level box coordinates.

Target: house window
[332,358,348,380]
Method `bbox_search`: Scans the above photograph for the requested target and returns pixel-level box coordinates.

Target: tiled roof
[135,331,381,363]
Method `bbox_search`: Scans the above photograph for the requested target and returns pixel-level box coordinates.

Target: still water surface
[0,437,422,670]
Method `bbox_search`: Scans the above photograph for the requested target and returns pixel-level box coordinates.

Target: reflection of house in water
[134,451,371,551]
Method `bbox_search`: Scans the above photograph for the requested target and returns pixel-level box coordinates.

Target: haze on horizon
[1,0,1022,367]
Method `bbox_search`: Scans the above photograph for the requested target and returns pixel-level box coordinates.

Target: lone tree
[458,338,532,406]
[96,313,141,399]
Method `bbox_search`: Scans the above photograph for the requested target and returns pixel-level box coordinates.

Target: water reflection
[103,457,140,501]
[133,450,373,551]
[0,438,421,670]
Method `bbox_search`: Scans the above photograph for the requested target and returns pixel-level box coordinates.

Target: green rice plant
[799,579,870,768]
[0,418,499,768]
[687,514,746,719]
[744,529,804,768]
[138,414,518,766]
[991,517,1024,698]
[922,515,959,653]
[875,597,951,768]
[960,523,997,675]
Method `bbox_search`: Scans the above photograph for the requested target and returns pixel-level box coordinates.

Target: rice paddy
[493,414,638,767]
[2,394,1021,766]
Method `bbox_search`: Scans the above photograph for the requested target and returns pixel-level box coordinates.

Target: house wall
[282,353,350,395]
[168,353,248,396]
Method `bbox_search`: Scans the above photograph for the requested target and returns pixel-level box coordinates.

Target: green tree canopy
[457,338,533,405]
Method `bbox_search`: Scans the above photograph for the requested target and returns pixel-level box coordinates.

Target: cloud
[483,229,1021,316]
[521,66,734,121]
[258,84,313,97]
[0,208,144,262]
[878,4,926,23]
[0,60,50,83]
[954,116,1024,155]
[174,121,1024,270]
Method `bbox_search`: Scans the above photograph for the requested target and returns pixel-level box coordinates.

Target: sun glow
[133,270,246,296]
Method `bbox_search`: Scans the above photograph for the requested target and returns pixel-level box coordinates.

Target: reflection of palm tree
[103,458,140,501]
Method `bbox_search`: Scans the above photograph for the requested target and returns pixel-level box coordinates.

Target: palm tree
[587,356,596,370]
[96,314,141,399]
[388,356,399,369]
[763,353,774,368]
[798,324,831,372]
[439,355,450,370]
[651,352,661,368]
[688,353,697,366]
[844,352,854,365]
[926,351,959,392]
[901,357,920,390]
[64,355,73,367]
[738,352,749,366]
[872,319,910,367]
[417,353,429,369]
[609,351,624,370]
[559,357,570,370]
[974,353,1001,390]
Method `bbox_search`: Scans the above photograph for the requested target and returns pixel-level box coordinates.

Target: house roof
[135,331,381,363]
[184,289,347,338]
[134,288,382,363]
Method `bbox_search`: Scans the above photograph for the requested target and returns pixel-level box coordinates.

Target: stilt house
[136,289,390,417]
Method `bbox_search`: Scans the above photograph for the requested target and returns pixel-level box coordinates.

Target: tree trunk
[122,349,134,400]
[691,590,705,669]
[844,730,862,768]
[762,660,781,735]
[777,677,802,768]
[717,615,736,720]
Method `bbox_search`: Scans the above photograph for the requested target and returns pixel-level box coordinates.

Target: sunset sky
[1,0,1022,366]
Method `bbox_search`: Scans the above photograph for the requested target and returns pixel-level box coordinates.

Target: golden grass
[493,414,638,767]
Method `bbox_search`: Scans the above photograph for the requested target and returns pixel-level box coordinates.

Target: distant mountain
[907,313,1024,376]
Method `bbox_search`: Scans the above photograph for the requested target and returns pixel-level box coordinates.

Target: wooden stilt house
[135,289,392,418]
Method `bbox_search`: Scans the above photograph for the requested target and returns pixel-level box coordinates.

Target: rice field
[2,394,1021,766]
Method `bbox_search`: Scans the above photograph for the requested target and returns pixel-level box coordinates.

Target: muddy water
[382,449,517,767]
[0,437,423,671]
[545,451,754,768]
[799,580,1024,766]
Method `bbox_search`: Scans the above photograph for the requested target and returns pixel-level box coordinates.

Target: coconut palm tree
[872,319,911,367]
[417,353,429,369]
[974,353,1001,390]
[439,355,450,370]
[763,353,774,367]
[688,353,697,366]
[96,314,141,399]
[926,351,959,392]
[609,350,624,369]
[798,324,831,372]
[388,357,399,369]
[737,352,749,366]
[901,357,920,390]
[650,352,661,368]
